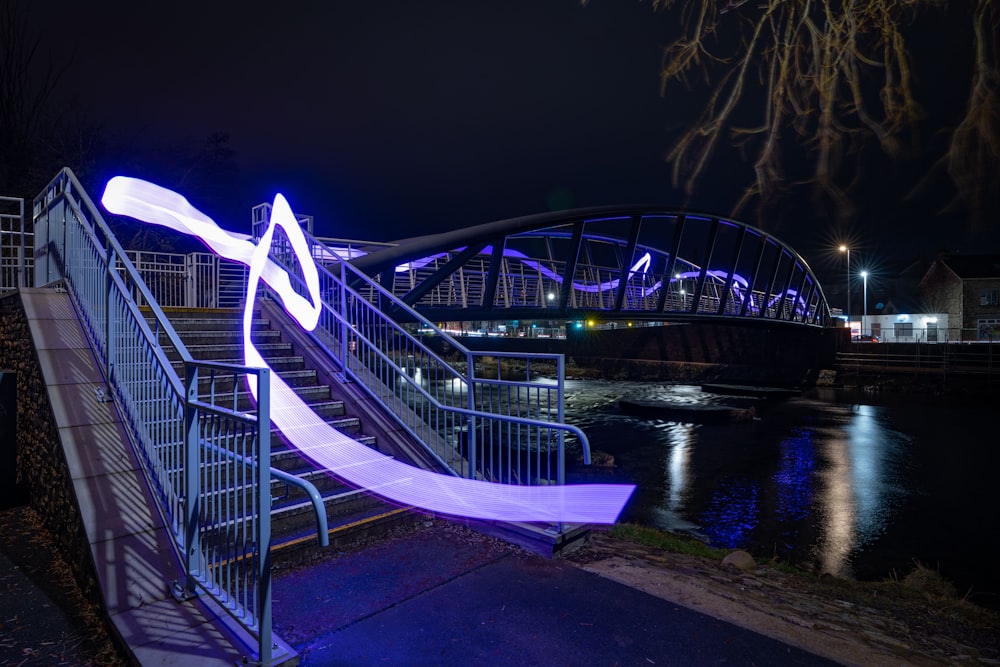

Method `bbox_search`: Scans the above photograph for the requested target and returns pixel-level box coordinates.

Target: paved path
[272,522,835,666]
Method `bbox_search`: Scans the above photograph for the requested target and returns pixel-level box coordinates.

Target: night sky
[22,1,997,271]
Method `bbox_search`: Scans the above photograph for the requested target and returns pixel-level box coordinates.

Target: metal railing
[836,338,996,378]
[255,221,594,498]
[113,205,594,496]
[123,250,248,309]
[31,168,322,666]
[857,326,999,343]
[1,196,30,292]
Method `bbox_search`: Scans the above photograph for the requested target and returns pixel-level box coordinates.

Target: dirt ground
[562,530,1000,667]
[0,507,124,667]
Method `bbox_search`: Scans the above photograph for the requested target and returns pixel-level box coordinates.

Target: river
[561,379,1000,610]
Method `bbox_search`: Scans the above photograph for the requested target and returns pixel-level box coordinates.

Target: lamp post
[839,245,851,328]
[861,270,868,337]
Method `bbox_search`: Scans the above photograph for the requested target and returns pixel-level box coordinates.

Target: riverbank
[566,525,1000,666]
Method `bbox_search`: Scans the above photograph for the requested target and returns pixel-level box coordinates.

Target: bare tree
[618,0,997,234]
[933,0,1000,233]
[0,0,68,195]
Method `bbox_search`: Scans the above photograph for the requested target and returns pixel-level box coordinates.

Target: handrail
[263,225,592,495]
[38,171,329,535]
[30,168,317,665]
[196,435,330,545]
[333,276,593,464]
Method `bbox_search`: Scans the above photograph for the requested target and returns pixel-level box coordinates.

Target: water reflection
[564,380,914,580]
[700,478,760,548]
[666,426,691,513]
[818,430,854,577]
[814,404,908,576]
[650,424,702,534]
[775,430,815,525]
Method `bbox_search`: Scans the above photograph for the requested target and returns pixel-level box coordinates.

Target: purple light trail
[102,176,635,524]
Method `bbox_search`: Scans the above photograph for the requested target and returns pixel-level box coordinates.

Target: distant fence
[836,338,997,381]
[0,196,30,292]
[858,327,998,343]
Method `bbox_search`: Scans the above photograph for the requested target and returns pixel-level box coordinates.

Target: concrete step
[161,341,294,362]
[197,384,332,411]
[158,329,283,347]
[182,368,319,392]
[270,504,421,559]
[172,355,308,374]
[150,317,272,332]
[156,307,393,557]
[270,486,401,543]
[194,467,353,512]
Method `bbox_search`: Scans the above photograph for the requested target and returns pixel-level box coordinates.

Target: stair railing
[253,219,595,521]
[31,168,323,666]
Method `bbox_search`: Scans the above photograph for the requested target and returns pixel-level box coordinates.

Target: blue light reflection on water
[773,429,816,548]
[775,431,815,522]
[699,478,760,548]
[563,379,997,604]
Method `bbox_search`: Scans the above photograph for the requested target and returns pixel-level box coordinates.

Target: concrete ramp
[12,288,293,666]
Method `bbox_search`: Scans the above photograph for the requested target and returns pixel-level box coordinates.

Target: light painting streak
[102,176,635,524]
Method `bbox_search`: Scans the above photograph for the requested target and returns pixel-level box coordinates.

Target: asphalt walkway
[272,521,836,666]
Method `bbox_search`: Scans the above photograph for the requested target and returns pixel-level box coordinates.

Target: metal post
[185,254,197,308]
[182,364,201,597]
[106,245,116,384]
[840,246,851,327]
[255,367,272,666]
[466,350,476,479]
[338,260,351,383]
[861,271,868,337]
[556,354,566,534]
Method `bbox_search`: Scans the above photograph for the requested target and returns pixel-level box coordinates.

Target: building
[919,254,1000,341]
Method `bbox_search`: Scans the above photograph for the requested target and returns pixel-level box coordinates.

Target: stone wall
[0,291,100,602]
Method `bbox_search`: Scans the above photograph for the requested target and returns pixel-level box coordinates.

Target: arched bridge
[347,206,830,328]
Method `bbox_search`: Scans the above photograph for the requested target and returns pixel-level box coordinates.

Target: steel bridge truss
[350,208,830,327]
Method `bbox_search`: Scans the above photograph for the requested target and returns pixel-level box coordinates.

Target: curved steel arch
[350,206,831,327]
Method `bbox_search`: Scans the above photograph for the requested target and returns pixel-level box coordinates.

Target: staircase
[153,306,420,559]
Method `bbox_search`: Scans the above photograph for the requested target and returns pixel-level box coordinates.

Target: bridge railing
[247,209,592,497]
[330,273,579,486]
[836,340,997,380]
[91,225,591,493]
[30,168,312,666]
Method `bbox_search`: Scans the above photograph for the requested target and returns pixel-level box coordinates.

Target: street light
[839,245,851,328]
[860,270,868,336]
